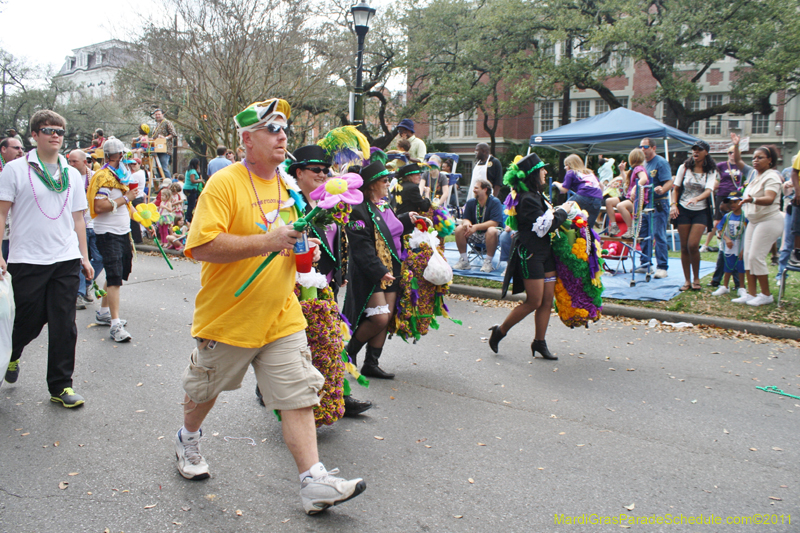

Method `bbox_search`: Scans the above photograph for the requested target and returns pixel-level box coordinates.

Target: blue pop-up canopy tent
[529,107,701,156]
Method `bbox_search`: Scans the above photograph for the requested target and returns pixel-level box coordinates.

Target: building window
[448,118,460,138]
[540,102,555,131]
[705,94,723,135]
[576,100,590,120]
[617,97,629,109]
[463,112,475,137]
[460,160,473,180]
[595,99,609,115]
[752,113,770,135]
[686,98,701,135]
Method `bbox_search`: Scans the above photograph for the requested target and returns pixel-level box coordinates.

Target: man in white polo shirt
[0,110,94,407]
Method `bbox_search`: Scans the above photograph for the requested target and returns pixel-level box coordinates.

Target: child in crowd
[605,148,649,238]
[166,214,188,251]
[158,188,175,244]
[712,193,748,297]
[170,183,185,220]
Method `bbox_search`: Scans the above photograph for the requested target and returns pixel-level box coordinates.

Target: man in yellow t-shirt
[174,99,366,515]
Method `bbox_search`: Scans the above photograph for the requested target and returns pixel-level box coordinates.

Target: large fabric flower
[132,203,160,228]
[310,172,363,209]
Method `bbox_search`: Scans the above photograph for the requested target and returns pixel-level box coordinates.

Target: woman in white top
[670,141,718,291]
[730,143,784,306]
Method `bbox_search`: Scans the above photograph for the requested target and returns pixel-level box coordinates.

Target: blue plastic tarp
[530,108,701,155]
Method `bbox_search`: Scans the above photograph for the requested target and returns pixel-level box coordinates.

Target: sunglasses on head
[255,122,288,134]
[40,127,65,136]
[303,166,328,174]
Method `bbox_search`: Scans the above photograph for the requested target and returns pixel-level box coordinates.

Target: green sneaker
[50,387,85,408]
[5,360,19,383]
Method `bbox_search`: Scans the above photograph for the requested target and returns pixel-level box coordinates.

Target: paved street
[1,253,798,532]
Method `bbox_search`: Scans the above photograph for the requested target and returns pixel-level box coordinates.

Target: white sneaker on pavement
[175,429,210,480]
[453,258,471,270]
[110,323,132,343]
[731,292,754,304]
[653,269,668,279]
[711,286,729,296]
[95,310,127,327]
[300,463,366,515]
[746,293,774,306]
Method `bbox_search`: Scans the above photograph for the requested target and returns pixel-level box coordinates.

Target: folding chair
[602,183,654,287]
[777,264,800,307]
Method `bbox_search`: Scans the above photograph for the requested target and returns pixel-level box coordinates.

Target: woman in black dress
[343,162,418,379]
[488,153,574,360]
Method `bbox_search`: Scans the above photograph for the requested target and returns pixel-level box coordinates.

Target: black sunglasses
[40,127,66,136]
[303,166,328,174]
[255,123,288,134]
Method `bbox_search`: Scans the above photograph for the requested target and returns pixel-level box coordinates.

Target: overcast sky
[0,0,162,70]
[1,0,395,71]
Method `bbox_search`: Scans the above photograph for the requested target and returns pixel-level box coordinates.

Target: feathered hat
[288,145,331,176]
[503,153,547,192]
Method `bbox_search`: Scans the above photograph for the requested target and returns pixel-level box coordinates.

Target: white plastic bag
[0,273,15,388]
[423,248,453,286]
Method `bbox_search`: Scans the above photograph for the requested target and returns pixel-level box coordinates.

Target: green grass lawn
[450,237,800,328]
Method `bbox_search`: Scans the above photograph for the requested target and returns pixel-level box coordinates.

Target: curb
[135,244,185,257]
[449,284,800,341]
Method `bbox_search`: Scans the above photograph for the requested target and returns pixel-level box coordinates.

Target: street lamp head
[351,1,376,34]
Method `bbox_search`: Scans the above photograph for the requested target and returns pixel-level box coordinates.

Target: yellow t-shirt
[793,149,800,171]
[185,163,306,348]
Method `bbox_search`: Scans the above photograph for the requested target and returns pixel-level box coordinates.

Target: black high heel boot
[361,345,395,379]
[488,324,506,354]
[345,338,367,367]
[531,339,557,360]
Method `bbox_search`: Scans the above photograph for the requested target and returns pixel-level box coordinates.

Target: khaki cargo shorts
[181,330,324,411]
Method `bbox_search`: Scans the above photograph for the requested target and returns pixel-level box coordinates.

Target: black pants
[130,197,144,243]
[8,260,80,395]
[185,189,199,223]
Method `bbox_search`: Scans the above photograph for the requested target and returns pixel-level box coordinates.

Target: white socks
[300,462,326,482]
[111,318,120,327]
[460,253,468,261]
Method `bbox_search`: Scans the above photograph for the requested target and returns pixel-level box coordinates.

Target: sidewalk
[449,283,800,340]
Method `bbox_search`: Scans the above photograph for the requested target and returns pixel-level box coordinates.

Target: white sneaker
[453,258,471,270]
[95,310,127,327]
[711,286,729,296]
[746,293,774,306]
[480,260,494,273]
[737,288,748,298]
[175,429,210,480]
[110,323,132,343]
[731,292,754,304]
[300,463,366,515]
[699,245,710,253]
[653,269,668,279]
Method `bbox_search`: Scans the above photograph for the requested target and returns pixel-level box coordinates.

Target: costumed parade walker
[502,154,604,329]
[389,216,462,343]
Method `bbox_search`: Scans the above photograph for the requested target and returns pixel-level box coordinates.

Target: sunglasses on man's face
[40,127,65,137]
[638,145,651,149]
[255,123,288,134]
[303,166,328,175]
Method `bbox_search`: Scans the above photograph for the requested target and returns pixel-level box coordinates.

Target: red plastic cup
[295,242,317,273]
[128,182,138,189]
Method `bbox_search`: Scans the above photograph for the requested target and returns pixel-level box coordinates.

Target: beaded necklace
[27,161,71,220]
[31,151,69,193]
[0,153,6,169]
[476,201,485,223]
[244,160,281,227]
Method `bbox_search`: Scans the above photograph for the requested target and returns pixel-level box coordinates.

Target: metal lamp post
[350,1,376,126]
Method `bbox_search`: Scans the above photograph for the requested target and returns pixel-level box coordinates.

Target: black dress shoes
[343,395,373,417]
